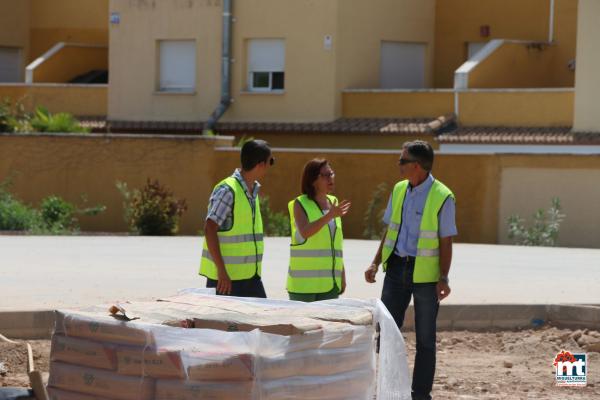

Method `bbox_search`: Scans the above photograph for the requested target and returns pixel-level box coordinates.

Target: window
[158,40,196,92]
[247,39,285,92]
[0,47,22,82]
[379,41,426,89]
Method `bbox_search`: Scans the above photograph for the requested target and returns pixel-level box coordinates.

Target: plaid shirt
[206,169,261,230]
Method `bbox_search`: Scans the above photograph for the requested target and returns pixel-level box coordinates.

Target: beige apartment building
[108,0,437,123]
[106,0,584,126]
[1,0,589,130]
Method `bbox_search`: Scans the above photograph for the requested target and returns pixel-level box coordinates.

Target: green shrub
[0,177,105,234]
[0,101,89,134]
[0,98,28,133]
[259,195,291,237]
[39,196,76,231]
[507,197,566,246]
[117,179,188,236]
[0,177,38,231]
[0,195,40,231]
[29,106,89,133]
[363,182,389,239]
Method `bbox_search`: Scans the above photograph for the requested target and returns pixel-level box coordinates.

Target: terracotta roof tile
[435,126,600,145]
[91,116,454,136]
[217,116,455,135]
[79,117,600,145]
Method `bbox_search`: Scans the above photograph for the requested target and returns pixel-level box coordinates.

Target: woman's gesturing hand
[330,199,351,218]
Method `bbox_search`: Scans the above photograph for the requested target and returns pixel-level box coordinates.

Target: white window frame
[249,71,285,92]
[247,39,285,92]
[157,40,197,93]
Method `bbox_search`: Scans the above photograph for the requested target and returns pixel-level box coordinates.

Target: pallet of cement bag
[47,294,410,399]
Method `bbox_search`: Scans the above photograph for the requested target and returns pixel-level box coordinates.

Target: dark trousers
[288,284,340,302]
[381,254,439,400]
[206,275,267,298]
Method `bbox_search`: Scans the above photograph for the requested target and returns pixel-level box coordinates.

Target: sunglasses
[398,158,417,165]
[269,157,275,166]
[319,171,335,179]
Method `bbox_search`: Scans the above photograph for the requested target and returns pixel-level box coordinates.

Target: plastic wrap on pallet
[47,294,410,399]
[315,298,412,400]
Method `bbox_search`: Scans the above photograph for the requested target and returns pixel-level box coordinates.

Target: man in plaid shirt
[200,140,274,297]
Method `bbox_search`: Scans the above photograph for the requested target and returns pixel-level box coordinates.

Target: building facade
[0,0,108,84]
[108,0,436,123]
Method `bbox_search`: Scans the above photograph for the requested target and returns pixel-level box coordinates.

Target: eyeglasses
[319,172,335,179]
[269,157,275,166]
[398,158,417,166]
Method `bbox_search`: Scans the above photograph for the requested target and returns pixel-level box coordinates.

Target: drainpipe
[548,0,555,42]
[204,0,233,134]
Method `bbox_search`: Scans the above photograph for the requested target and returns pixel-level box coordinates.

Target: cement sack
[286,323,373,352]
[55,310,154,347]
[116,346,186,379]
[185,350,256,381]
[48,362,155,400]
[117,333,262,381]
[50,334,118,370]
[155,379,254,400]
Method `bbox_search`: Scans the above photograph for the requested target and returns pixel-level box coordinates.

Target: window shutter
[159,40,196,91]
[248,39,285,72]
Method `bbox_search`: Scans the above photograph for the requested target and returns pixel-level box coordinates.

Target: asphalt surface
[1,236,599,311]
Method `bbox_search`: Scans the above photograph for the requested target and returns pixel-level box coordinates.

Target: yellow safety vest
[199,177,264,280]
[382,179,454,283]
[287,194,344,294]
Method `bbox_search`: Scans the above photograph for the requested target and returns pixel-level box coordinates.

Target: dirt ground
[406,326,600,399]
[1,326,599,399]
[0,340,50,388]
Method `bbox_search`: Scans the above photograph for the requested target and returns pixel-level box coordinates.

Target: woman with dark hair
[287,159,351,302]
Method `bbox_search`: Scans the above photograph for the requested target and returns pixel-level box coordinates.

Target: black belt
[392,253,416,263]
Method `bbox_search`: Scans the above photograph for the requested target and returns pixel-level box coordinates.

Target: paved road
[1,236,599,311]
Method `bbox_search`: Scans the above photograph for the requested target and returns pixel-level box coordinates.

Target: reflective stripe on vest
[290,249,344,258]
[199,177,264,280]
[382,179,454,283]
[287,194,344,294]
[201,249,264,265]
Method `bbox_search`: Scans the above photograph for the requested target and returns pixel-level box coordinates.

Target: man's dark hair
[403,140,434,172]
[241,139,271,171]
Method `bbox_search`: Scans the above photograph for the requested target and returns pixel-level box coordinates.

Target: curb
[0,310,55,340]
[404,304,600,331]
[1,304,599,340]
